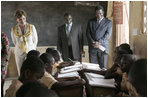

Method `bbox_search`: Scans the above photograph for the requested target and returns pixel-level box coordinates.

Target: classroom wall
[1,1,107,46]
[107,25,116,68]
[129,1,147,59]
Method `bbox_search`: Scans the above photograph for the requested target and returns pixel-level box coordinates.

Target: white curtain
[115,1,129,46]
[107,1,129,46]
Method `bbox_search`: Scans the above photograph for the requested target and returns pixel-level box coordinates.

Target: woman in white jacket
[11,9,38,75]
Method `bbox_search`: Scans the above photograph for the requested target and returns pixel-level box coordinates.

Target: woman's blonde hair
[14,9,27,20]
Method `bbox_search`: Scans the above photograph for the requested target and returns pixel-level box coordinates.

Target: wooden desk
[54,71,84,97]
[85,84,116,97]
[54,85,83,97]
[83,72,116,97]
[55,62,115,97]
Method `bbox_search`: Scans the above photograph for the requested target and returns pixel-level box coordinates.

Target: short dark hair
[119,54,136,73]
[40,53,54,66]
[51,50,61,62]
[16,81,58,97]
[46,48,61,62]
[119,43,133,54]
[113,49,129,63]
[20,56,45,75]
[128,59,147,96]
[95,5,104,12]
[119,43,130,50]
[27,50,40,58]
[14,9,27,20]
[46,48,55,54]
[64,13,71,17]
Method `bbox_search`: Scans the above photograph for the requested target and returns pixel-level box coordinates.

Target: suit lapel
[63,24,67,39]
[69,23,74,38]
[93,18,97,31]
[96,18,106,31]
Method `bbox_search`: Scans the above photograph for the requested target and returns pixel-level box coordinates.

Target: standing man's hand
[80,51,85,55]
[92,41,101,48]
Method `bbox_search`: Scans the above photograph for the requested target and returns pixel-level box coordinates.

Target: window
[143,1,147,34]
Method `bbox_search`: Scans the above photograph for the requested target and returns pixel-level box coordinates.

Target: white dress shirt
[65,22,72,46]
[11,23,38,55]
[97,17,104,23]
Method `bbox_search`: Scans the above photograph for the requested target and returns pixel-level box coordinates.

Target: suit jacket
[86,17,112,54]
[57,23,83,61]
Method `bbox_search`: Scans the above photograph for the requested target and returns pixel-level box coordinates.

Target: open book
[60,67,82,74]
[84,72,115,88]
[98,44,106,51]
[58,71,79,78]
[59,62,101,74]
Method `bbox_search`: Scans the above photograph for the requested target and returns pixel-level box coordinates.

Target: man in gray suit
[86,5,112,69]
[57,13,83,61]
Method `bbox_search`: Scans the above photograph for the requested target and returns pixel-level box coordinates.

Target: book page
[82,62,101,71]
[61,64,83,70]
[58,71,79,78]
[98,44,106,51]
[85,73,115,88]
[82,62,100,67]
[60,67,81,74]
[85,73,104,78]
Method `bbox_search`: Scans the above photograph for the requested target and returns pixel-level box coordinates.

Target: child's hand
[115,67,123,75]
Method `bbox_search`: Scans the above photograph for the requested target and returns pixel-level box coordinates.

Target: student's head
[46,48,61,63]
[95,5,104,20]
[27,50,40,58]
[46,48,55,54]
[14,9,27,26]
[113,50,128,63]
[16,81,58,97]
[119,54,136,73]
[119,43,133,54]
[40,53,55,74]
[128,59,147,96]
[114,46,120,54]
[19,56,45,83]
[51,50,61,63]
[64,13,72,24]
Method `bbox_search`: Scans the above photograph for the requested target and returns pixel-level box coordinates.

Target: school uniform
[4,80,23,97]
[41,71,57,89]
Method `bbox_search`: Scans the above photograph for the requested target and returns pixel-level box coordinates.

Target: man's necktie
[66,24,70,37]
[96,20,100,29]
[67,24,71,33]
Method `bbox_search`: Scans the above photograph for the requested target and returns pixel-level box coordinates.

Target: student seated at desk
[104,49,130,96]
[115,54,136,96]
[119,54,136,73]
[128,59,147,97]
[46,48,62,62]
[105,43,133,79]
[40,53,85,90]
[16,81,58,97]
[88,44,133,77]
[4,56,45,97]
[119,59,147,97]
[46,48,75,72]
[46,48,62,74]
[105,50,128,79]
[26,50,40,58]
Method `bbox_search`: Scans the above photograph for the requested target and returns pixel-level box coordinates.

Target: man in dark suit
[86,5,112,69]
[57,13,83,61]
